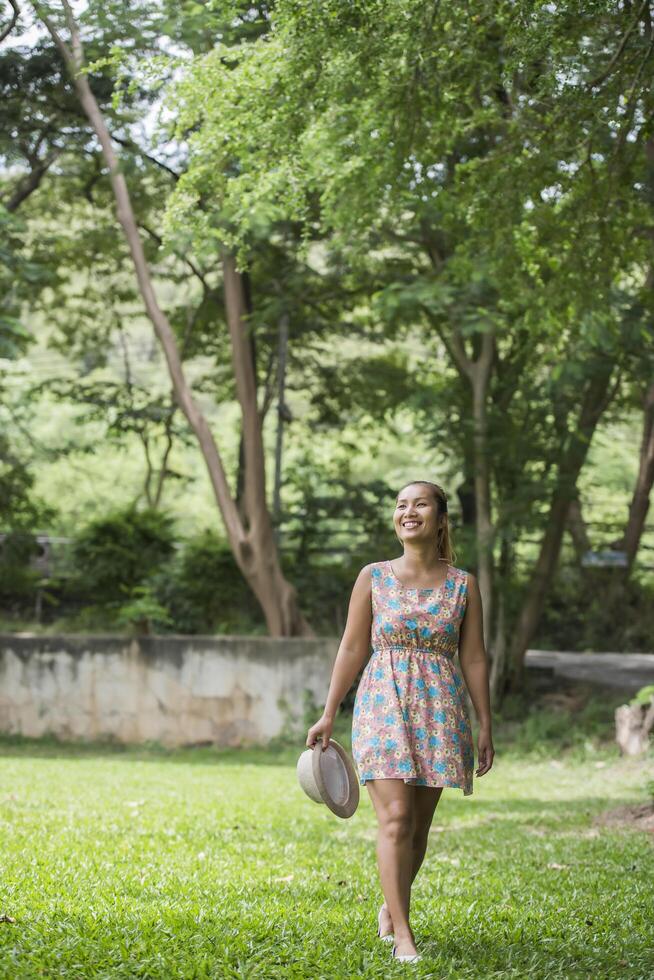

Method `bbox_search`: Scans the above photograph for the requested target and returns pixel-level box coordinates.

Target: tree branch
[110,133,181,181]
[587,0,649,88]
[5,149,62,211]
[0,0,20,43]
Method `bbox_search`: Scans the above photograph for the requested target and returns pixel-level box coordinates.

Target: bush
[116,584,174,636]
[69,507,176,606]
[536,568,654,652]
[157,529,266,634]
[0,530,41,598]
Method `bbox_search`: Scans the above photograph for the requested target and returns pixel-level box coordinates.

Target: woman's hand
[306,713,334,751]
[476,727,495,776]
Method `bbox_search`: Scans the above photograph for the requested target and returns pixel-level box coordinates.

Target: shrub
[536,570,654,652]
[0,530,41,598]
[116,585,174,636]
[157,529,266,634]
[69,507,176,606]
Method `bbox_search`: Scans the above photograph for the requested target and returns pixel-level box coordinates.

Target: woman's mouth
[402,521,422,529]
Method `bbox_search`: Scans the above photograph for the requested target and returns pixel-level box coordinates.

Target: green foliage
[161,0,654,655]
[156,529,265,634]
[6,0,654,674]
[69,507,176,605]
[307,350,418,427]
[630,685,654,708]
[492,684,628,761]
[115,583,174,635]
[0,530,41,598]
[281,466,398,560]
[165,0,653,307]
[0,434,53,531]
[500,701,599,759]
[536,570,654,653]
[0,208,48,359]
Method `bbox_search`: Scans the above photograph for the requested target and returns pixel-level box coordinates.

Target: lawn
[0,721,652,979]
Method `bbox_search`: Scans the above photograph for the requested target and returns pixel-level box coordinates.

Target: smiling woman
[305,479,494,962]
[352,558,473,794]
[350,482,475,797]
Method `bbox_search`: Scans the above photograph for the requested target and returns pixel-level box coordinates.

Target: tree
[165,0,654,698]
[29,0,313,635]
[0,207,55,532]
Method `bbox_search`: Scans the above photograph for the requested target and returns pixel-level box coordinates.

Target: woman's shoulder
[450,564,473,587]
[355,560,388,585]
[358,560,393,590]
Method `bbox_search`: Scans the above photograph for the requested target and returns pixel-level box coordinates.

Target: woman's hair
[397,480,456,563]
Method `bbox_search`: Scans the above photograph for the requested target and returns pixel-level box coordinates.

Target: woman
[306,480,494,964]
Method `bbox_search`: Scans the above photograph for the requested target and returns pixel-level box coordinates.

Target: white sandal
[376,904,394,942]
[391,943,422,964]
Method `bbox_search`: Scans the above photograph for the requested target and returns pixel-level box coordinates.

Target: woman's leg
[410,786,444,883]
[374,785,444,940]
[366,779,419,956]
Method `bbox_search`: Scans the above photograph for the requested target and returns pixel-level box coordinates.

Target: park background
[1,0,654,977]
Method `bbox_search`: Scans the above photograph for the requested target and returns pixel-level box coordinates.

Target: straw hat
[296,738,360,818]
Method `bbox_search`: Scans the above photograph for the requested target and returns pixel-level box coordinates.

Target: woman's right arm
[305,564,373,750]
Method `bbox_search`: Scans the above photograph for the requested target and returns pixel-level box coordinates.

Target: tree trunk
[615,696,654,756]
[272,312,289,545]
[222,255,311,635]
[471,355,495,650]
[37,1,313,637]
[488,536,511,710]
[498,359,616,697]
[621,378,654,571]
[566,493,592,563]
[450,328,495,650]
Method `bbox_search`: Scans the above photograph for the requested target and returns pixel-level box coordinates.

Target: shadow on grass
[0,726,624,770]
[0,731,310,767]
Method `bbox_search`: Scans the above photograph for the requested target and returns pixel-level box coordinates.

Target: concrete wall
[0,634,339,747]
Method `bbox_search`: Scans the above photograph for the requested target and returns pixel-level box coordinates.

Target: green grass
[0,727,652,979]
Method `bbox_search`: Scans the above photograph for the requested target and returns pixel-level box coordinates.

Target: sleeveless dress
[351,560,474,795]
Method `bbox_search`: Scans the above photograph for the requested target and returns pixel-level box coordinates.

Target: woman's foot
[377,903,394,940]
[392,927,419,958]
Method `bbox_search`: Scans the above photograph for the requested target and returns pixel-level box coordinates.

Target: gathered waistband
[371,645,455,660]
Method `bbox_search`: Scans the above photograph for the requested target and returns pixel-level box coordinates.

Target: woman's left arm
[458,571,494,777]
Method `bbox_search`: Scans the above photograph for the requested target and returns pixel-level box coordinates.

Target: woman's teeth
[403,521,421,528]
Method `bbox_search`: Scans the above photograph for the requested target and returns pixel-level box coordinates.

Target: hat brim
[312,738,360,818]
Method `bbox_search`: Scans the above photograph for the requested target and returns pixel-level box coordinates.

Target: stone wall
[0,634,339,747]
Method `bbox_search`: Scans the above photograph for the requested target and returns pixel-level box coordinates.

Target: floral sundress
[351,560,475,795]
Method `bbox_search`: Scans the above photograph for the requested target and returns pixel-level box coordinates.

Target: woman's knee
[380,801,415,844]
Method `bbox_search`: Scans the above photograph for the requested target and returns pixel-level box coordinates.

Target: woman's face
[393,484,441,544]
